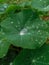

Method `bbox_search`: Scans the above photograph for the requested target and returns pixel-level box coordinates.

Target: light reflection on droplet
[40,0,42,1]
[32,59,36,63]
[11,21,14,24]
[20,28,27,35]
[10,62,13,65]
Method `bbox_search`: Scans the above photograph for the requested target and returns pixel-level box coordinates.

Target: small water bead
[39,39,45,44]
[41,56,44,58]
[35,39,38,42]
[10,62,13,65]
[15,25,18,28]
[46,32,49,35]
[27,33,31,35]
[1,29,5,35]
[0,8,5,12]
[41,24,44,27]
[48,63,49,64]
[0,4,8,13]
[1,43,5,47]
[40,0,42,1]
[48,50,49,52]
[4,6,7,9]
[0,40,2,44]
[11,21,14,24]
[17,21,20,25]
[38,23,41,26]
[38,42,41,44]
[44,7,47,10]
[44,1,46,3]
[38,30,41,33]
[32,59,36,63]
[39,24,44,27]
[3,54,5,57]
[1,29,3,31]
[3,4,8,9]
[37,57,40,60]
[36,26,39,29]
[44,5,49,10]
[32,25,35,28]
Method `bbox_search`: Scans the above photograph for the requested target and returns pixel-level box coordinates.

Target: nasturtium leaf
[5,4,21,14]
[13,44,49,65]
[1,9,49,49]
[0,30,10,58]
[31,0,49,11]
[0,4,8,14]
[17,0,32,8]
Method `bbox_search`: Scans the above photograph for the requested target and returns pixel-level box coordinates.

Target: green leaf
[0,0,14,3]
[0,0,7,3]
[13,44,49,65]
[31,0,49,11]
[0,4,8,15]
[0,31,10,58]
[5,5,18,13]
[1,9,49,49]
[17,0,32,8]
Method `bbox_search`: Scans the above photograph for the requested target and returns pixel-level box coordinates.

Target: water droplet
[0,8,5,12]
[3,4,8,9]
[20,28,27,35]
[32,59,36,63]
[3,54,5,57]
[44,1,46,3]
[38,30,40,33]
[44,5,49,10]
[40,0,42,1]
[36,26,39,29]
[32,25,35,28]
[0,40,2,44]
[48,51,49,52]
[1,29,3,31]
[39,42,41,44]
[4,5,7,8]
[37,57,40,60]
[11,21,14,24]
[35,39,38,42]
[2,32,5,35]
[20,31,25,35]
[10,62,13,65]
[15,25,18,28]
[41,56,44,58]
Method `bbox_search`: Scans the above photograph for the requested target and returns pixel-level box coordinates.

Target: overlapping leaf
[1,9,49,49]
[0,0,49,12]
[0,30,10,58]
[0,4,8,14]
[31,0,49,11]
[13,44,49,65]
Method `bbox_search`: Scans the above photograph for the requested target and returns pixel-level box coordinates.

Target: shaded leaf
[31,0,49,11]
[13,44,49,65]
[0,31,10,58]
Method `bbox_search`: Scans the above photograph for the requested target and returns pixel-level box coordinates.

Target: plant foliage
[0,0,49,65]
